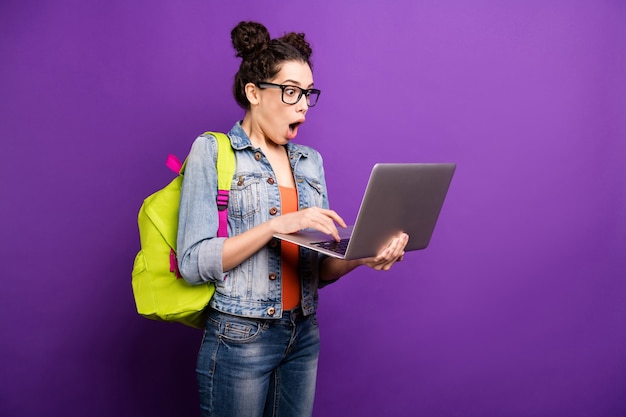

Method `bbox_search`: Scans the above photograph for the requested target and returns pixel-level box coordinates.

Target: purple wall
[1,1,625,416]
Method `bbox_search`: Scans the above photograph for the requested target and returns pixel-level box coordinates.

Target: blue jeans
[197,308,321,417]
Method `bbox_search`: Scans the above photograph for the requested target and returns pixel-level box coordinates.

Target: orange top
[279,185,301,310]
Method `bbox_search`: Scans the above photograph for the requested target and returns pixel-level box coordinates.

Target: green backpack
[132,132,235,328]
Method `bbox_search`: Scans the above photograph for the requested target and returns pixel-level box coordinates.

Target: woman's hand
[320,232,410,282]
[271,207,347,241]
[360,232,409,271]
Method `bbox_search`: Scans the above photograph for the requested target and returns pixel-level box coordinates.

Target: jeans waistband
[281,306,306,324]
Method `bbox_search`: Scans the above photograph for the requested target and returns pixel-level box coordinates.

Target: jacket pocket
[300,177,325,208]
[230,175,261,220]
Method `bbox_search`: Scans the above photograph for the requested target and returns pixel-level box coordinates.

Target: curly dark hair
[231,21,313,110]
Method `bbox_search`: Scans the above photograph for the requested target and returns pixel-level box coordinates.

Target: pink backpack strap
[166,154,183,174]
[210,132,235,238]
[216,190,229,238]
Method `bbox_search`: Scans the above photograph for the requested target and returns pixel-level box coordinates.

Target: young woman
[177,21,408,417]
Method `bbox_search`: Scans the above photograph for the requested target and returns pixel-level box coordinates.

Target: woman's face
[251,60,314,145]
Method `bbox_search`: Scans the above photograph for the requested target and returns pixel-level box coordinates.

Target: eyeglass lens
[282,86,319,107]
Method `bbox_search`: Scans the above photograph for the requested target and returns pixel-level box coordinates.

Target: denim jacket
[177,122,330,319]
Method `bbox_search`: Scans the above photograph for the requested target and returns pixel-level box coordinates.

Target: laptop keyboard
[311,238,350,256]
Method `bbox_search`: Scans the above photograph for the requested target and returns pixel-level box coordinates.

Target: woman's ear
[245,83,260,106]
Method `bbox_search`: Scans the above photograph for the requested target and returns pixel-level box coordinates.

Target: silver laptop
[273,163,456,259]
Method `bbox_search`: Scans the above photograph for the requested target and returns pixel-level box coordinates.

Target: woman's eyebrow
[282,79,314,88]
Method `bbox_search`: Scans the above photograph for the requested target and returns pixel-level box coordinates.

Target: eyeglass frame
[255,82,321,107]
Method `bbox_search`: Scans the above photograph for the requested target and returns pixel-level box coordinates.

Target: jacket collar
[227,121,310,158]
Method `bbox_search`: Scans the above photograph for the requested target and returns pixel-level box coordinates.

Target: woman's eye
[284,87,298,97]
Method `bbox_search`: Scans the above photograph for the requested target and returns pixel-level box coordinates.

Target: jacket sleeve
[177,135,228,285]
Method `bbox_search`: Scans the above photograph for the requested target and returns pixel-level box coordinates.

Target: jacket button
[267,177,275,185]
[269,239,278,248]
[269,207,278,215]
[237,176,243,186]
[267,307,276,316]
[254,152,262,161]
[269,272,277,280]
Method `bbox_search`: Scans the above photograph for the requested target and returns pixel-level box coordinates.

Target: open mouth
[289,122,301,133]
[287,116,306,139]
[288,121,302,139]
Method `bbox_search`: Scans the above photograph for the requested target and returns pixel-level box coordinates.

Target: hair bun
[231,21,271,59]
[278,32,312,61]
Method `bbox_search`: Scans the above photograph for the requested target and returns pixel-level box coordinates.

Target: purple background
[1,1,625,416]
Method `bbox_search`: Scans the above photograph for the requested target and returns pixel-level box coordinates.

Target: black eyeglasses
[256,82,321,107]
